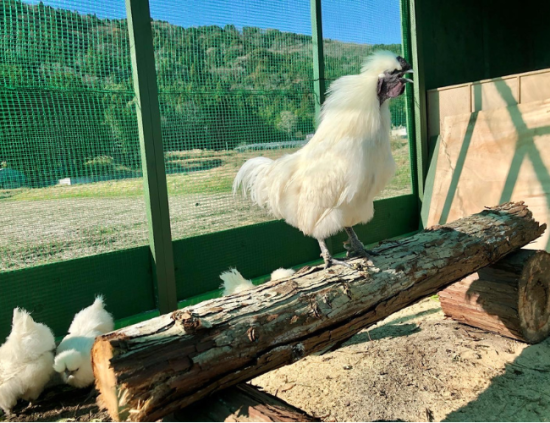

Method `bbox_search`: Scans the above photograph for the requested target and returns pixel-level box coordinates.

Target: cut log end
[518,251,550,343]
[92,338,126,422]
[440,249,550,344]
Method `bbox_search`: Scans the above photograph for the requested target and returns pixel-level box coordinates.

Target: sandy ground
[4,297,550,422]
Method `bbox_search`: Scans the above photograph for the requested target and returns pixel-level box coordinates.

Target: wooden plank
[180,384,320,422]
[426,99,550,251]
[0,246,156,341]
[310,0,325,125]
[125,0,177,313]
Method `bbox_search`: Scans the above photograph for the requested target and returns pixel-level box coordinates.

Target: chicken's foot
[344,227,376,266]
[318,239,351,269]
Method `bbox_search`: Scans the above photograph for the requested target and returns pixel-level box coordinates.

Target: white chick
[53,296,114,388]
[220,268,255,296]
[234,51,413,268]
[0,308,55,415]
[270,268,296,280]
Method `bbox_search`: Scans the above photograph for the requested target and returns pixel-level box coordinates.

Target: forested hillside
[0,0,404,186]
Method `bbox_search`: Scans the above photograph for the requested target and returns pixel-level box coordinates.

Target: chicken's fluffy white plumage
[220,269,255,296]
[0,309,55,415]
[220,267,296,296]
[53,296,114,388]
[270,268,296,280]
[234,51,411,267]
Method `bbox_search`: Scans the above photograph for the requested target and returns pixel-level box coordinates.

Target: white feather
[0,309,55,415]
[270,268,296,280]
[220,269,255,296]
[53,296,114,388]
[234,50,401,241]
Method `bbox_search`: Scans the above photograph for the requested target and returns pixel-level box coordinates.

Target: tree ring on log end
[518,251,550,343]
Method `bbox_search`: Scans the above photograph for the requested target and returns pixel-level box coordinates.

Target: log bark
[92,202,546,422]
[439,249,550,344]
[177,383,319,422]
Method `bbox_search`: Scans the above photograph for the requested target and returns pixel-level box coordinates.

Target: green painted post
[125,0,178,314]
[310,0,325,126]
[400,0,419,205]
[407,0,429,210]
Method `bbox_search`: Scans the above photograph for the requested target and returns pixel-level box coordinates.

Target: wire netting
[322,0,412,199]
[0,0,411,282]
[0,0,148,272]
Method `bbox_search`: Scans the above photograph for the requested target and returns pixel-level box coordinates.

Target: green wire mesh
[0,0,148,271]
[322,0,412,199]
[0,0,411,268]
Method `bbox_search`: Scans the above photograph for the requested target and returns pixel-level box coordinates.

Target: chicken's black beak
[400,69,414,84]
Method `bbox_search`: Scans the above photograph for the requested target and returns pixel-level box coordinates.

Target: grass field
[0,138,411,271]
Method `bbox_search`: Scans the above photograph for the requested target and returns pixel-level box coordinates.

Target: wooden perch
[178,383,319,422]
[440,249,550,344]
[92,202,545,421]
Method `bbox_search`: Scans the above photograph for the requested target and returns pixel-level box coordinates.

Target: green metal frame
[407,0,429,209]
[125,0,178,314]
[0,0,425,340]
[310,0,326,125]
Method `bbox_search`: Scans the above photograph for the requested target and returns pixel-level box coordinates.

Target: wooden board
[427,68,550,139]
[425,100,550,250]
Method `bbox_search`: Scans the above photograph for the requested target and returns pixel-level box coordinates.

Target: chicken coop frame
[7,0,547,340]
[0,0,423,339]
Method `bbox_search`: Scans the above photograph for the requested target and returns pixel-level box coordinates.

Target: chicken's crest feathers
[360,50,405,75]
[220,268,255,296]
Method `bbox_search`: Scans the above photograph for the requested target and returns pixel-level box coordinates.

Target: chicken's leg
[344,227,376,265]
[318,239,351,269]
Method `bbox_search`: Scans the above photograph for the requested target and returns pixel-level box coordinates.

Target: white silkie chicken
[53,296,114,388]
[220,267,296,296]
[0,309,56,415]
[234,51,413,268]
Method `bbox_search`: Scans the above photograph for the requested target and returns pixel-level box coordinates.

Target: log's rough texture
[440,249,550,344]
[177,383,319,422]
[92,202,546,421]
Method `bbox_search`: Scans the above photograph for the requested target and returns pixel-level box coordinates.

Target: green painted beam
[408,0,429,213]
[310,0,326,125]
[125,0,177,313]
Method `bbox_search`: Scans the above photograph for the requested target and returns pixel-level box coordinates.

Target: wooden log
[177,383,319,422]
[92,202,545,422]
[439,249,550,344]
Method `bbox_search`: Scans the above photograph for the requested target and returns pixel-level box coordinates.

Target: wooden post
[440,249,550,344]
[125,0,177,313]
[310,0,325,126]
[92,202,545,422]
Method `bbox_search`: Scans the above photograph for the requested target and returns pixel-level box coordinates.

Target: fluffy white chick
[234,51,413,268]
[270,268,296,280]
[0,308,55,415]
[53,296,114,388]
[220,268,255,296]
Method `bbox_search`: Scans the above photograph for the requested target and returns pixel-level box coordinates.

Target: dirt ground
[4,297,550,422]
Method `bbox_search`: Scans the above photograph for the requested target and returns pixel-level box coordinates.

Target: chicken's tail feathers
[219,268,255,296]
[12,307,33,328]
[92,295,105,309]
[233,156,273,206]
